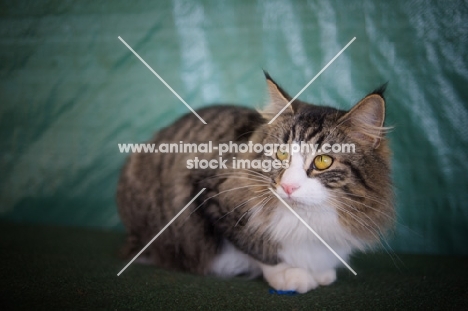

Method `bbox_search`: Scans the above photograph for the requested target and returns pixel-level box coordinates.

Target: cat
[117,72,394,293]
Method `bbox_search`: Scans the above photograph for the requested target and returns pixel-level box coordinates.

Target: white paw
[262,264,318,293]
[313,269,337,286]
[283,267,318,293]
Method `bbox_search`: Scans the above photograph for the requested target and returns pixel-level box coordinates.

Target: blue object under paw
[269,289,298,295]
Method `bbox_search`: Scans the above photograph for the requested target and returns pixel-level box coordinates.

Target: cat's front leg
[259,262,320,293]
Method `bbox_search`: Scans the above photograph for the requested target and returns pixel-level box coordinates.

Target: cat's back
[118,104,263,192]
[151,105,264,144]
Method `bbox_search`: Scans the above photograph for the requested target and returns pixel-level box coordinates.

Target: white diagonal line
[117,188,206,276]
[268,188,357,275]
[118,36,207,125]
[268,37,356,124]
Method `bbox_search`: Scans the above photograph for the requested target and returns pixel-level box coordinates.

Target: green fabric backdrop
[1,0,467,255]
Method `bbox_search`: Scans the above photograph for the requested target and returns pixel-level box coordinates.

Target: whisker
[186,184,269,219]
[340,196,394,221]
[292,193,395,222]
[237,168,272,181]
[216,191,270,222]
[235,196,270,227]
[201,174,270,184]
[339,194,421,238]
[328,197,405,271]
[328,197,391,252]
[340,191,389,207]
[200,169,272,184]
[248,196,273,224]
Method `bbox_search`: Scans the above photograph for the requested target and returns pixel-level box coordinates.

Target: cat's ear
[261,71,294,116]
[340,91,386,148]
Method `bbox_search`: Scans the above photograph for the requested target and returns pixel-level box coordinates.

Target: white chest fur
[268,202,363,273]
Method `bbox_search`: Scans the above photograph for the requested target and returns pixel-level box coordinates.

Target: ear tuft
[368,82,388,99]
[261,71,294,116]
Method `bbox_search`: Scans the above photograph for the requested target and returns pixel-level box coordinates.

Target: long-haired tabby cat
[117,72,393,293]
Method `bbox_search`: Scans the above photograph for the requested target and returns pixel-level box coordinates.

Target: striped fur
[117,73,393,291]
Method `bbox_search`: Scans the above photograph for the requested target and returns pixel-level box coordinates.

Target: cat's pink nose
[281,183,300,195]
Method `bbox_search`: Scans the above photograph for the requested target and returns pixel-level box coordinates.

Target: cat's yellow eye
[276,150,289,161]
[313,155,333,170]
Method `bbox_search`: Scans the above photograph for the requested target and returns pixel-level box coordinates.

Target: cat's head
[251,73,394,244]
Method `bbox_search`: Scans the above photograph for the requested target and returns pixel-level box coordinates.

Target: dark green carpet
[1,222,467,310]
